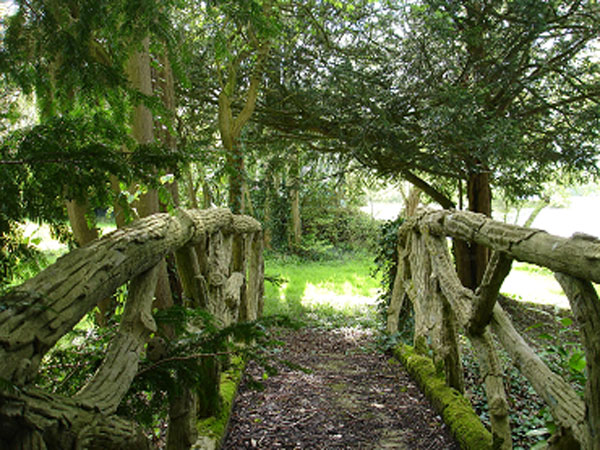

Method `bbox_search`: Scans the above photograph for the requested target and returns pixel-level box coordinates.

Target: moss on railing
[393,344,493,450]
[194,357,246,449]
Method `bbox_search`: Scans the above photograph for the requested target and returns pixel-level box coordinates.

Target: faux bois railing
[386,208,600,450]
[0,208,264,450]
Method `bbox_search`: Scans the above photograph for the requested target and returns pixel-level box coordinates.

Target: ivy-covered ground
[463,295,583,450]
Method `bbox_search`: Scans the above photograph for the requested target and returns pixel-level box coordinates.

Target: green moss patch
[393,344,493,450]
[195,357,245,448]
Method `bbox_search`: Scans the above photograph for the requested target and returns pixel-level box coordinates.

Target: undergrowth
[34,304,302,439]
[461,298,585,450]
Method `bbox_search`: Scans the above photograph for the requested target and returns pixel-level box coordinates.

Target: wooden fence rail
[387,208,600,450]
[0,208,264,450]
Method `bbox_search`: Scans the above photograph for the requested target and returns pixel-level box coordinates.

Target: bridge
[0,208,598,449]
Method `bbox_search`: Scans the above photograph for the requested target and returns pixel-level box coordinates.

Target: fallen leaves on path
[223,326,460,449]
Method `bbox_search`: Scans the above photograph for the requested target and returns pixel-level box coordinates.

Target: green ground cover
[263,252,381,328]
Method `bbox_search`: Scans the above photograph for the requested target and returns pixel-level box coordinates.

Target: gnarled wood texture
[389,208,600,449]
[0,208,263,450]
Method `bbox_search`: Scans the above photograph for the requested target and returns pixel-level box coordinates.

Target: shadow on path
[223,327,459,449]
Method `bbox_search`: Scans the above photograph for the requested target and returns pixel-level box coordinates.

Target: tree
[0,0,189,280]
[182,0,280,215]
[255,0,600,285]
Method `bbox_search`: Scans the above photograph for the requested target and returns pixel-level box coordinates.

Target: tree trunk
[185,166,199,209]
[217,41,268,216]
[262,161,276,249]
[404,186,422,217]
[127,37,159,219]
[243,181,255,217]
[66,199,99,247]
[202,181,212,209]
[455,172,492,289]
[226,144,244,215]
[289,152,301,248]
[127,38,174,313]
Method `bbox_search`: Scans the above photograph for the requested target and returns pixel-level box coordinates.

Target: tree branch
[469,251,513,335]
[400,170,456,210]
[136,350,235,378]
[232,44,271,138]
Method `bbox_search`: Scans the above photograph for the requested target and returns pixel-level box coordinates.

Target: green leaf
[569,353,586,373]
[559,317,573,327]
[526,428,550,437]
[530,441,549,450]
[159,173,175,185]
[525,323,545,332]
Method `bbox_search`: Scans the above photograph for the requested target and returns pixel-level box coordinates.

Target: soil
[223,326,460,449]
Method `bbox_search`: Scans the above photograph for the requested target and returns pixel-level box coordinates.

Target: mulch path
[223,326,460,449]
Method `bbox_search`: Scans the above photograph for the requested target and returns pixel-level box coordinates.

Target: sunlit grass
[500,261,600,310]
[263,253,381,328]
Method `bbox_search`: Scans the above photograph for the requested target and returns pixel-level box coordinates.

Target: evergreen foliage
[256,0,600,207]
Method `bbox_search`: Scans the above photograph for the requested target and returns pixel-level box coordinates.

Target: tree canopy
[255,0,600,207]
[1,0,599,255]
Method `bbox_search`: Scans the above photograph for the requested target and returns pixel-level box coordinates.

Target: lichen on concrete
[393,344,493,450]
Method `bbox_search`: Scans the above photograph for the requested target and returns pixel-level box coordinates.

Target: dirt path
[223,327,459,449]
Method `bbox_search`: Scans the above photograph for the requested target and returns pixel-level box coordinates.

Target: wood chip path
[223,326,460,449]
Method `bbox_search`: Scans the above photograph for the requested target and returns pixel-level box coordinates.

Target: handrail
[0,208,264,449]
[387,208,600,450]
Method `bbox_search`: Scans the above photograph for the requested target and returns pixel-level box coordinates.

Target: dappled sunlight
[301,281,378,310]
[263,255,381,322]
[501,264,570,309]
[21,222,65,252]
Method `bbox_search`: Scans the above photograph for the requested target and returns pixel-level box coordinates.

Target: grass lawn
[501,262,570,309]
[263,252,381,328]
